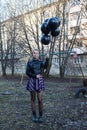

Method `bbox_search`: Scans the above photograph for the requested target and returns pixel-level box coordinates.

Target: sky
[0,0,40,12]
[0,0,8,20]
[0,0,31,20]
[1,0,8,7]
[0,0,53,20]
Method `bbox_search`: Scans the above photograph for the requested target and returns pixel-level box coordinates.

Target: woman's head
[32,49,39,59]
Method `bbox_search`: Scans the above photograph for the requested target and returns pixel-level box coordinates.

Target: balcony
[70,19,87,28]
[70,5,81,14]
[72,47,84,54]
[70,20,77,27]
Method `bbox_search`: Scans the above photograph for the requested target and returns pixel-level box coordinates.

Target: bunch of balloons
[41,17,60,45]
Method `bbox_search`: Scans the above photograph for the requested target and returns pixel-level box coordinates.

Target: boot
[32,111,38,123]
[38,111,43,123]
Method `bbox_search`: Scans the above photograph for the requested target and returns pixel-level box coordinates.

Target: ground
[0,77,87,130]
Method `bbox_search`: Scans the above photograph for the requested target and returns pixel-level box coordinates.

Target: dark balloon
[55,17,61,26]
[40,17,60,45]
[48,17,60,30]
[51,27,60,37]
[44,18,49,22]
[41,20,50,34]
[41,34,51,45]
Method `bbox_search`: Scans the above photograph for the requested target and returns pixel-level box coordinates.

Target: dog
[75,88,87,98]
[83,79,87,87]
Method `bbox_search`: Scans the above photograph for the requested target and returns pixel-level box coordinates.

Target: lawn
[0,77,87,130]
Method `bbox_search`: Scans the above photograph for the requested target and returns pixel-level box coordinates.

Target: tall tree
[55,0,87,78]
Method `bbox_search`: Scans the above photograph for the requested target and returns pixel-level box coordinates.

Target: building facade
[0,0,87,77]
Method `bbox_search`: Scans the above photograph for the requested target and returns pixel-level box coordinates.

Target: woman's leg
[37,91,43,123]
[30,91,36,114]
[30,91,38,122]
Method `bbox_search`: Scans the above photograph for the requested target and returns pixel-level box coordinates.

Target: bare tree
[16,1,61,77]
[0,1,24,76]
[1,0,87,78]
[54,0,87,78]
[0,1,9,76]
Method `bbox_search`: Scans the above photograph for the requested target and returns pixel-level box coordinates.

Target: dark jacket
[26,58,49,78]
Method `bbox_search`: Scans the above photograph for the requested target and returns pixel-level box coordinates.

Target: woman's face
[33,50,39,59]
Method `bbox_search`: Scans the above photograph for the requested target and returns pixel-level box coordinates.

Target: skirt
[26,76,45,92]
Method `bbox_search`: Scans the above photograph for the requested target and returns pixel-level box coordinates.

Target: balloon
[41,20,50,34]
[48,17,60,30]
[44,18,49,22]
[55,17,60,27]
[41,34,51,45]
[51,27,60,37]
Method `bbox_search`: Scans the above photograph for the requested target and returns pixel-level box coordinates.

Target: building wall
[0,0,87,77]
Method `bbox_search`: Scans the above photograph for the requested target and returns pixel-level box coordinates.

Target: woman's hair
[32,49,39,53]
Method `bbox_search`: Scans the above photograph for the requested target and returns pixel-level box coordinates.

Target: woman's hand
[46,54,49,59]
[36,74,41,78]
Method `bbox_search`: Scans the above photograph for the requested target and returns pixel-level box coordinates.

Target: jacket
[26,58,49,78]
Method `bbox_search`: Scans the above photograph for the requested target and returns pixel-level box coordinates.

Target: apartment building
[0,1,60,75]
[66,0,87,76]
[0,0,87,76]
[48,0,87,76]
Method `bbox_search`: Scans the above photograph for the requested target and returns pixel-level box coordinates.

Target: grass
[0,78,87,130]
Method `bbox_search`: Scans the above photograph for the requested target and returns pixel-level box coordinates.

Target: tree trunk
[59,66,65,79]
[2,64,7,77]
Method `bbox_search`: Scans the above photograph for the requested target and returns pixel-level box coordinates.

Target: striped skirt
[26,76,45,92]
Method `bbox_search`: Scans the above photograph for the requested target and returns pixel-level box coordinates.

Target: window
[70,26,80,35]
[75,26,80,33]
[86,4,87,10]
[65,44,68,49]
[74,55,83,63]
[75,0,80,5]
[77,42,82,47]
[63,18,67,25]
[54,57,58,63]
[71,0,80,7]
[78,55,83,63]
[70,12,80,22]
[54,48,57,52]
[43,11,49,18]
[43,0,55,5]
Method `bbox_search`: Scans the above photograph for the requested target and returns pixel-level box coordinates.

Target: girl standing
[26,49,49,123]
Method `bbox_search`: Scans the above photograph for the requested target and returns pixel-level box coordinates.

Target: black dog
[83,79,87,87]
[75,88,87,98]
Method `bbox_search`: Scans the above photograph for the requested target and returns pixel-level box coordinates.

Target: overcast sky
[0,0,31,20]
[0,0,52,20]
[1,0,8,7]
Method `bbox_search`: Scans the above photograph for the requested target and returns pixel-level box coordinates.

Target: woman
[26,49,49,123]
